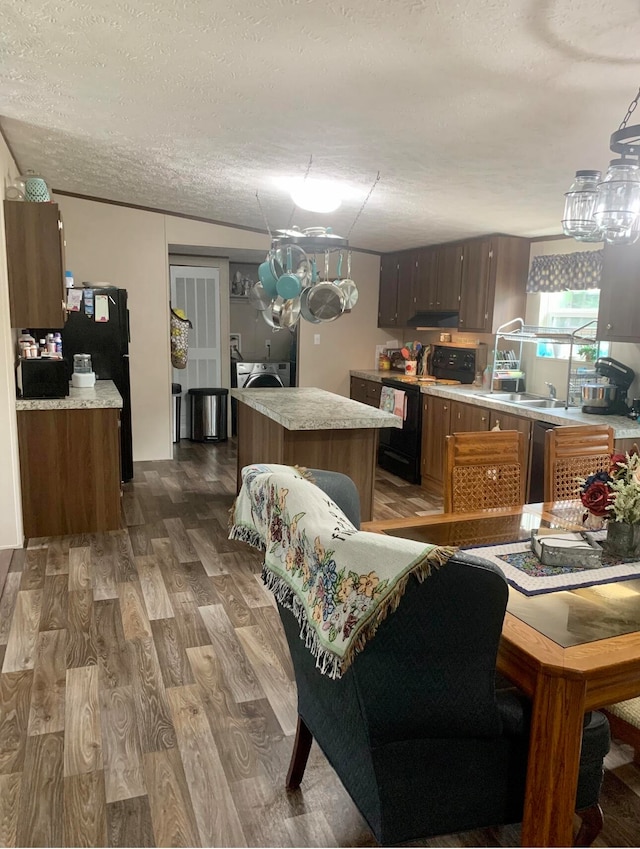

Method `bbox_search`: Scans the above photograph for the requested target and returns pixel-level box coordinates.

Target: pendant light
[562,86,640,245]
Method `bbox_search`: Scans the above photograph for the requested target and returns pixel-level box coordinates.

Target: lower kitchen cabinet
[488,410,533,496]
[450,400,490,433]
[17,407,122,538]
[350,377,382,408]
[421,395,451,494]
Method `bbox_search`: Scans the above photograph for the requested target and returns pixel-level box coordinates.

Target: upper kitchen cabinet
[458,235,530,333]
[4,200,66,328]
[597,241,640,342]
[378,250,417,327]
[413,243,463,313]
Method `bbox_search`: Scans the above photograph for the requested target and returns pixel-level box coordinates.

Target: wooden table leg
[521,672,587,847]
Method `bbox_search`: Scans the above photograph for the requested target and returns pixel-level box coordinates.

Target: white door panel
[170,266,221,438]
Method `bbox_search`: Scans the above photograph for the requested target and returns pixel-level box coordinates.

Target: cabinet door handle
[607,323,612,330]
[481,416,486,422]
[459,318,464,324]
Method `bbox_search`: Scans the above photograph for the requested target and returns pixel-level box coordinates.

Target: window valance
[526,250,603,293]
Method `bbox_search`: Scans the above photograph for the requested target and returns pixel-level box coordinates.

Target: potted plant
[577,344,598,362]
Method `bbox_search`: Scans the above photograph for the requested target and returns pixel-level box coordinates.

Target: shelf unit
[492,317,601,409]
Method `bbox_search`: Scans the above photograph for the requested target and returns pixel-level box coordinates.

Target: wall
[0,136,23,548]
[54,195,172,461]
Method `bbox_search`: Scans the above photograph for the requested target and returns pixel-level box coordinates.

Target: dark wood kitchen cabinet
[350,377,381,408]
[458,235,529,333]
[421,395,451,494]
[450,400,490,432]
[378,251,416,327]
[17,407,122,538]
[597,241,640,342]
[488,409,533,494]
[4,200,66,328]
[413,243,463,313]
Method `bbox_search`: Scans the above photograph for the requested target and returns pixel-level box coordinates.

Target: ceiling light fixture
[290,178,342,213]
[562,85,640,245]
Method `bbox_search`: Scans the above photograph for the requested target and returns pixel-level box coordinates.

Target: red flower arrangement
[580,448,640,524]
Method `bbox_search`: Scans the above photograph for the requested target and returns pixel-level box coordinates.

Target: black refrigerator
[62,288,133,482]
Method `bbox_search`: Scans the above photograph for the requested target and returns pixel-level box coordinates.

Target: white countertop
[16,379,123,411]
[232,387,402,431]
[350,369,640,439]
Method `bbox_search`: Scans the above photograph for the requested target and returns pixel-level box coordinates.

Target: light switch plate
[314,334,321,345]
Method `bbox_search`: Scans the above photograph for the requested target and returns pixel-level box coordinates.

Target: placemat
[464,530,640,596]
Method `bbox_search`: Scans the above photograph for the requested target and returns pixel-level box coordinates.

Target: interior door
[170,265,221,438]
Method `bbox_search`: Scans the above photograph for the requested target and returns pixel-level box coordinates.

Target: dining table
[363,501,640,848]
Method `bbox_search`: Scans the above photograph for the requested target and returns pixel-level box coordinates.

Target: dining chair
[443,430,526,513]
[544,424,614,502]
[278,469,610,846]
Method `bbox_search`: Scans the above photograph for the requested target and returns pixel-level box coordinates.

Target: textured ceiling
[1,0,640,252]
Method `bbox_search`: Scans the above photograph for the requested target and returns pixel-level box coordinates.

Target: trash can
[189,387,228,442]
[172,383,182,444]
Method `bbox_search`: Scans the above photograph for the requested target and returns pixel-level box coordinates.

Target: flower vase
[605,521,640,560]
[583,511,606,531]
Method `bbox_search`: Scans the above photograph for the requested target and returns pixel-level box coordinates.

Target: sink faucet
[545,382,557,399]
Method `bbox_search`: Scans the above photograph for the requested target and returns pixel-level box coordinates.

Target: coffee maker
[582,356,635,415]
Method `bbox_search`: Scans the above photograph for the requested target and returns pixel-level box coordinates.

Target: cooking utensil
[581,383,618,407]
[401,347,411,359]
[337,250,359,310]
[271,296,301,329]
[300,287,322,324]
[304,282,345,322]
[258,252,281,298]
[248,281,272,311]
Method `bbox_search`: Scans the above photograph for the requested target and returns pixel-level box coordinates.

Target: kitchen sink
[512,399,565,408]
[490,392,545,402]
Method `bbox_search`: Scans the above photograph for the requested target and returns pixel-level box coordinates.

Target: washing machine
[236,362,291,388]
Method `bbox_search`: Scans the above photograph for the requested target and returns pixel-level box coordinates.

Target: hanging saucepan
[258,250,283,298]
[276,246,303,300]
[300,287,322,324]
[337,250,359,310]
[271,296,301,329]
[248,281,272,311]
[304,282,346,322]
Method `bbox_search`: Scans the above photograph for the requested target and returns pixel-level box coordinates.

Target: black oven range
[377,345,478,484]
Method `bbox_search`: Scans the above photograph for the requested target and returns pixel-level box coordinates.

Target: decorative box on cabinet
[597,241,640,342]
[4,200,66,328]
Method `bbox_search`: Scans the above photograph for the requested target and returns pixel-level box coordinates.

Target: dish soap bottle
[482,354,493,390]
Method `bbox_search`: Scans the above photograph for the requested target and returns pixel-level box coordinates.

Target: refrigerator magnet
[95,294,110,322]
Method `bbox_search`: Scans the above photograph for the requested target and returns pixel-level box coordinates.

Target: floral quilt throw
[229,463,456,679]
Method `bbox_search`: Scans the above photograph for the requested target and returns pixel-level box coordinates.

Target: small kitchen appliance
[581,356,635,415]
[71,353,96,388]
[17,358,69,399]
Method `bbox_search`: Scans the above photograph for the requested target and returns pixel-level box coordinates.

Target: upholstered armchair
[278,470,610,846]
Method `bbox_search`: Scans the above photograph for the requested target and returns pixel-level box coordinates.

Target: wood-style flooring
[0,438,638,847]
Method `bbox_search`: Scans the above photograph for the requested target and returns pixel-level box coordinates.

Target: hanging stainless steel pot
[300,287,322,324]
[337,251,358,309]
[248,281,272,311]
[270,296,301,329]
[305,282,346,322]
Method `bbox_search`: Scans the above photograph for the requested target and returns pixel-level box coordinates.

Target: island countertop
[16,379,123,411]
[231,387,402,431]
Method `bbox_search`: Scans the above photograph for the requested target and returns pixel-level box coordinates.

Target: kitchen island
[231,387,401,521]
[16,380,123,539]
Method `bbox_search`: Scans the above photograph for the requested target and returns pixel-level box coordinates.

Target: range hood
[406,310,459,329]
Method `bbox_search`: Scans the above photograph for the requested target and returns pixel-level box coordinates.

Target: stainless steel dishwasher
[529,420,557,502]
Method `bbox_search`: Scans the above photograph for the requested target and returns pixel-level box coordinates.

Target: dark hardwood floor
[0,438,638,846]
